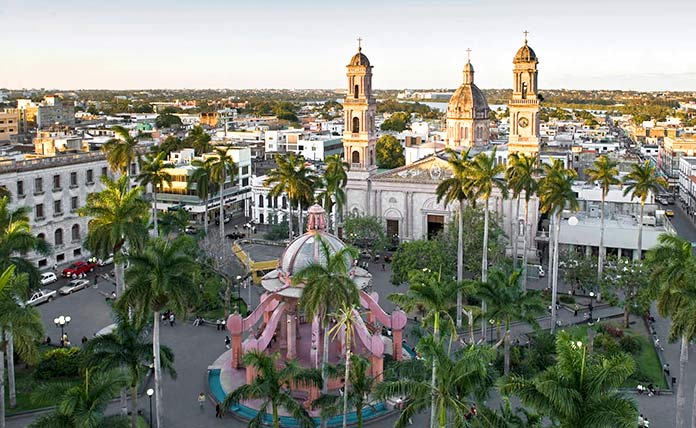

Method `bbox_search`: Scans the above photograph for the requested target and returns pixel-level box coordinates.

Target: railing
[0,151,108,173]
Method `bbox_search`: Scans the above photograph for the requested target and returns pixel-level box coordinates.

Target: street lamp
[146,388,154,428]
[589,291,595,321]
[53,315,71,347]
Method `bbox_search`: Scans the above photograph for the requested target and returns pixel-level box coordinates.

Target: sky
[2,0,695,91]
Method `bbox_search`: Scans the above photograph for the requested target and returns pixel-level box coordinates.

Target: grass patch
[4,365,79,415]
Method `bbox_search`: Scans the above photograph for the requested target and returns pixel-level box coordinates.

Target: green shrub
[619,335,642,355]
[559,295,575,304]
[34,347,82,380]
[600,323,624,338]
[593,333,619,355]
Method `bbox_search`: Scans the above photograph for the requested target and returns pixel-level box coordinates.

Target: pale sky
[2,0,695,91]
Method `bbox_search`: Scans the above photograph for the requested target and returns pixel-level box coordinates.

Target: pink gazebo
[227,205,407,405]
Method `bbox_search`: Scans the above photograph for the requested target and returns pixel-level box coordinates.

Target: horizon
[2,0,695,91]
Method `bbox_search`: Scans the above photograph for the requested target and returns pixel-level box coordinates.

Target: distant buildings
[0,109,20,142]
[37,95,76,129]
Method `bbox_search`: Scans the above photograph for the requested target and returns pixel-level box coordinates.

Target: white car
[40,272,58,286]
[58,279,90,295]
[98,255,114,266]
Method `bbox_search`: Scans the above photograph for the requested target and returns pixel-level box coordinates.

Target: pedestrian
[169,313,175,327]
[225,336,231,350]
[638,414,645,427]
[215,402,222,418]
[198,392,206,409]
[53,263,58,271]
[573,303,579,317]
[94,274,98,288]
[663,363,670,377]
[382,263,385,271]
[111,291,116,300]
[81,336,88,345]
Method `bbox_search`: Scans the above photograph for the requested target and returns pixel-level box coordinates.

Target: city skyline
[2,0,695,91]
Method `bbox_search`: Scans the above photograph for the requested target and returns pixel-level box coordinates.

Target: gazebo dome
[349,49,371,67]
[279,232,350,276]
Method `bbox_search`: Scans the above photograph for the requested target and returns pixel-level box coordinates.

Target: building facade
[0,109,20,142]
[507,35,541,156]
[37,96,75,129]
[445,56,490,148]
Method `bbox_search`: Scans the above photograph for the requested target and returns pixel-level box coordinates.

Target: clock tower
[508,32,541,156]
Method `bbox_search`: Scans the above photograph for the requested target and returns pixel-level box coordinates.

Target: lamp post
[236,274,242,307]
[589,291,595,321]
[53,315,71,347]
[146,388,154,428]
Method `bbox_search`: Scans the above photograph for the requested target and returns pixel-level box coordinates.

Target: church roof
[447,82,489,119]
[349,50,371,67]
[514,41,538,63]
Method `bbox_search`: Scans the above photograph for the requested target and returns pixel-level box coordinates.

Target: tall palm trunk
[7,331,15,408]
[288,204,294,240]
[456,201,464,329]
[636,200,645,260]
[481,198,490,340]
[1,330,5,428]
[430,313,440,428]
[691,380,696,428]
[219,173,225,252]
[342,331,352,428]
[152,310,163,428]
[676,334,688,428]
[320,319,330,428]
[597,192,606,281]
[203,194,209,236]
[522,199,531,291]
[130,383,139,428]
[298,202,304,235]
[503,317,511,375]
[512,196,521,268]
[272,402,279,428]
[550,212,561,333]
[152,188,159,237]
[114,249,125,296]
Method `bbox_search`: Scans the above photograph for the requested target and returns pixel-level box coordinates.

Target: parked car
[98,255,114,266]
[665,209,675,217]
[40,272,58,286]
[26,289,57,306]
[59,279,90,295]
[225,232,246,239]
[215,215,232,225]
[62,260,97,278]
[185,226,198,235]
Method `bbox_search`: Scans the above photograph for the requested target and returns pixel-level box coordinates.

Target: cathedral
[342,35,542,258]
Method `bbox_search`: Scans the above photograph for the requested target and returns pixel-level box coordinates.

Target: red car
[62,261,97,278]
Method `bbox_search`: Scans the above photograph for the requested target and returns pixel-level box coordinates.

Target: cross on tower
[466,48,471,62]
[523,30,529,43]
[357,37,363,51]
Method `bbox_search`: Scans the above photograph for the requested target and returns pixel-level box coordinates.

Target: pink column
[392,329,403,361]
[287,313,297,360]
[227,314,244,369]
[370,355,384,383]
[279,310,288,350]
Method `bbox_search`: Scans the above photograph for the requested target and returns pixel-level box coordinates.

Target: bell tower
[508,31,541,156]
[342,38,377,173]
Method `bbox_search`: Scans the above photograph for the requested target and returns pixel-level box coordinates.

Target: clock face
[518,117,529,128]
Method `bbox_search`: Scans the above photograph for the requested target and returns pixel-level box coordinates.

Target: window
[70,172,77,187]
[53,200,63,216]
[352,150,360,164]
[352,117,360,133]
[241,166,249,175]
[38,259,47,268]
[241,177,249,187]
[101,167,108,177]
[71,224,80,241]
[34,177,43,194]
[71,196,79,212]
[522,82,528,99]
[37,233,45,241]
[53,175,61,191]
[54,229,63,246]
[282,197,287,209]
[354,84,359,99]
[15,180,23,197]
[56,253,65,262]
[73,248,82,257]
[130,163,137,176]
[35,204,44,220]
[86,169,94,184]
[258,195,264,208]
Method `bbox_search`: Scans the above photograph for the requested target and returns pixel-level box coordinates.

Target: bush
[600,323,624,338]
[619,335,642,355]
[593,333,619,355]
[34,347,82,380]
[264,221,289,241]
[559,295,575,305]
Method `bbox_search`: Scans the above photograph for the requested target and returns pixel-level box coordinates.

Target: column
[392,329,403,361]
[287,312,296,360]
[279,309,288,351]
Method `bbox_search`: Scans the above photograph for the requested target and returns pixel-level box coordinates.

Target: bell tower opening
[352,117,360,133]
[354,84,359,99]
[351,150,360,165]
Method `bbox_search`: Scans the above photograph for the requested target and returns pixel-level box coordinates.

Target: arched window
[354,84,359,99]
[352,117,360,133]
[464,127,469,140]
[266,195,272,207]
[351,150,360,164]
[476,127,482,140]
[54,228,63,246]
[37,233,45,241]
[71,224,80,241]
[282,196,287,209]
[522,82,528,99]
[258,195,264,208]
[369,149,374,166]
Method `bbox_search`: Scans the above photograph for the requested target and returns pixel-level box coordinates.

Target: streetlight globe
[589,291,595,298]
[53,318,60,325]
[58,315,65,324]
[236,275,242,281]
[576,341,583,348]
[65,316,71,323]
[147,388,154,397]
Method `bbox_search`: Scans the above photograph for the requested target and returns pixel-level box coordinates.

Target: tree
[500,332,638,428]
[188,157,217,236]
[506,153,541,290]
[158,208,191,237]
[467,149,507,339]
[375,337,495,428]
[436,148,472,328]
[82,311,176,428]
[380,111,410,132]
[184,125,212,155]
[118,237,197,428]
[154,113,182,129]
[222,351,321,428]
[645,234,696,428]
[538,160,578,332]
[600,257,650,328]
[388,269,469,427]
[0,266,44,426]
[476,267,545,374]
[560,248,597,294]
[292,237,359,428]
[375,135,405,169]
[585,155,620,281]
[155,135,186,156]
[102,126,139,176]
[328,304,359,428]
[342,215,387,255]
[209,146,237,257]
[136,152,173,237]
[316,155,348,233]
[79,175,149,297]
[30,369,130,428]
[622,161,668,260]
[265,153,316,239]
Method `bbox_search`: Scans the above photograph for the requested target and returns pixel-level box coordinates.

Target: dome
[349,50,371,67]
[514,42,537,63]
[279,232,351,276]
[447,82,489,119]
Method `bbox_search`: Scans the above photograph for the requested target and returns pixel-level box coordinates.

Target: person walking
[198,392,206,410]
[169,312,175,327]
[215,402,222,418]
[225,336,231,350]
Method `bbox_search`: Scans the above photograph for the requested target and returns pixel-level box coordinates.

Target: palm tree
[388,269,469,427]
[185,125,212,155]
[117,237,197,428]
[0,266,44,426]
[103,126,140,176]
[293,237,360,424]
[467,149,507,339]
[79,175,149,296]
[645,234,696,428]
[475,267,545,374]
[209,146,237,248]
[585,155,620,281]
[538,160,579,332]
[328,304,359,428]
[319,155,349,233]
[506,153,541,291]
[30,369,130,428]
[622,161,668,260]
[188,157,217,235]
[500,331,638,428]
[221,350,322,428]
[436,148,472,329]
[375,338,495,428]
[158,208,191,238]
[136,152,173,237]
[82,311,176,428]
[265,154,316,239]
